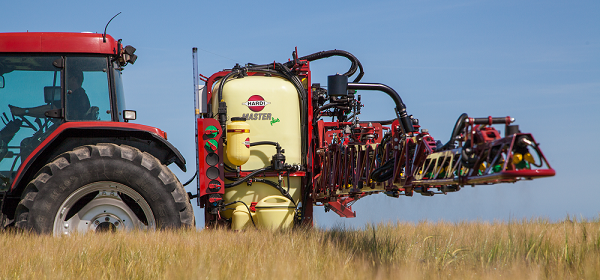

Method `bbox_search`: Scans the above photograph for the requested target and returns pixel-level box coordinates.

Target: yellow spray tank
[213,75,302,230]
[226,117,250,166]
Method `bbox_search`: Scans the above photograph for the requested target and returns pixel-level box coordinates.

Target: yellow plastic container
[226,118,251,166]
[231,204,253,230]
[221,177,301,220]
[255,195,295,230]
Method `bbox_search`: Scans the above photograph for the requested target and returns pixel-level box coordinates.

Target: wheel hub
[91,214,122,232]
[54,181,156,235]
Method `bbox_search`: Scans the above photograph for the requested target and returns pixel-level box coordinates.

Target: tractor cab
[0,33,192,234]
[0,33,136,191]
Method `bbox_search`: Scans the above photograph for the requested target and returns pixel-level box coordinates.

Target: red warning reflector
[209,197,222,203]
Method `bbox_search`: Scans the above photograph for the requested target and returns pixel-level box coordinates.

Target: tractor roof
[0,32,119,55]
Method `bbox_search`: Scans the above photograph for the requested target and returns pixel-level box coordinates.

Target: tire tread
[14,143,194,233]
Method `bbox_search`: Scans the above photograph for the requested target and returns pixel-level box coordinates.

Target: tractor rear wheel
[14,143,194,235]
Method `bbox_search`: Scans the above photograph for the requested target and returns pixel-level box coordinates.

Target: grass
[1,216,600,280]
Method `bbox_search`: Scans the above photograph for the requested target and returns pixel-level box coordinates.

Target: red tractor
[0,32,193,234]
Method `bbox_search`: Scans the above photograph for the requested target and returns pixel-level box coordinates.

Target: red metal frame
[0,32,119,54]
[197,118,224,200]
[326,194,365,218]
[311,112,555,212]
[10,121,167,191]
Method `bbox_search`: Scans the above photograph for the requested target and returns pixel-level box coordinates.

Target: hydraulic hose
[359,119,395,125]
[273,63,308,164]
[347,83,414,134]
[216,69,240,103]
[285,50,365,82]
[371,158,395,182]
[249,141,279,148]
[215,69,242,134]
[223,167,295,205]
[224,166,272,188]
[253,178,296,206]
[316,102,350,113]
[313,103,352,123]
[440,113,469,150]
[182,171,197,187]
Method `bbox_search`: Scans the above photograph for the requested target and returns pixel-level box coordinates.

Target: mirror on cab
[44,86,60,104]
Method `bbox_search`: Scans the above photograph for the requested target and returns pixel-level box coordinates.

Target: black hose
[316,102,351,113]
[225,166,272,188]
[285,50,365,82]
[223,165,296,206]
[242,63,307,114]
[221,200,256,228]
[216,69,239,104]
[313,103,352,123]
[440,113,469,150]
[182,171,197,187]
[253,178,295,206]
[375,134,392,164]
[530,145,544,168]
[224,164,236,172]
[215,69,241,133]
[250,141,279,148]
[347,83,414,133]
[276,63,308,165]
[224,163,271,173]
[371,158,395,182]
[359,119,396,125]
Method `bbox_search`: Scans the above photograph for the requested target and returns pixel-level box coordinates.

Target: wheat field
[1,217,599,280]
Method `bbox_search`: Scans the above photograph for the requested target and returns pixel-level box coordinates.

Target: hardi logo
[242,95,271,112]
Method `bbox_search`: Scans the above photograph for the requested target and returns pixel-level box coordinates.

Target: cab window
[65,57,112,121]
[0,55,62,190]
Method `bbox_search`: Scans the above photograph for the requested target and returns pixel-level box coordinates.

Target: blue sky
[2,0,599,228]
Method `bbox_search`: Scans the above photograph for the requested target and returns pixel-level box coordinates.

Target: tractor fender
[10,122,186,195]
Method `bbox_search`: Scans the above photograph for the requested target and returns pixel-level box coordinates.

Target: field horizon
[1,216,599,279]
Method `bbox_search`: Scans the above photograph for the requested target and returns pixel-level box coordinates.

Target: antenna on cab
[103,12,122,43]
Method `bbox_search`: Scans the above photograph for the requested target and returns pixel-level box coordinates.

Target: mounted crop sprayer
[193,48,556,229]
[0,32,555,234]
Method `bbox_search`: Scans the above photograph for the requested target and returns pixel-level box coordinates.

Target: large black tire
[14,143,194,235]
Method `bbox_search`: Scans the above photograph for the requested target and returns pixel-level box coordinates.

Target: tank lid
[231,117,247,122]
[255,195,295,209]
